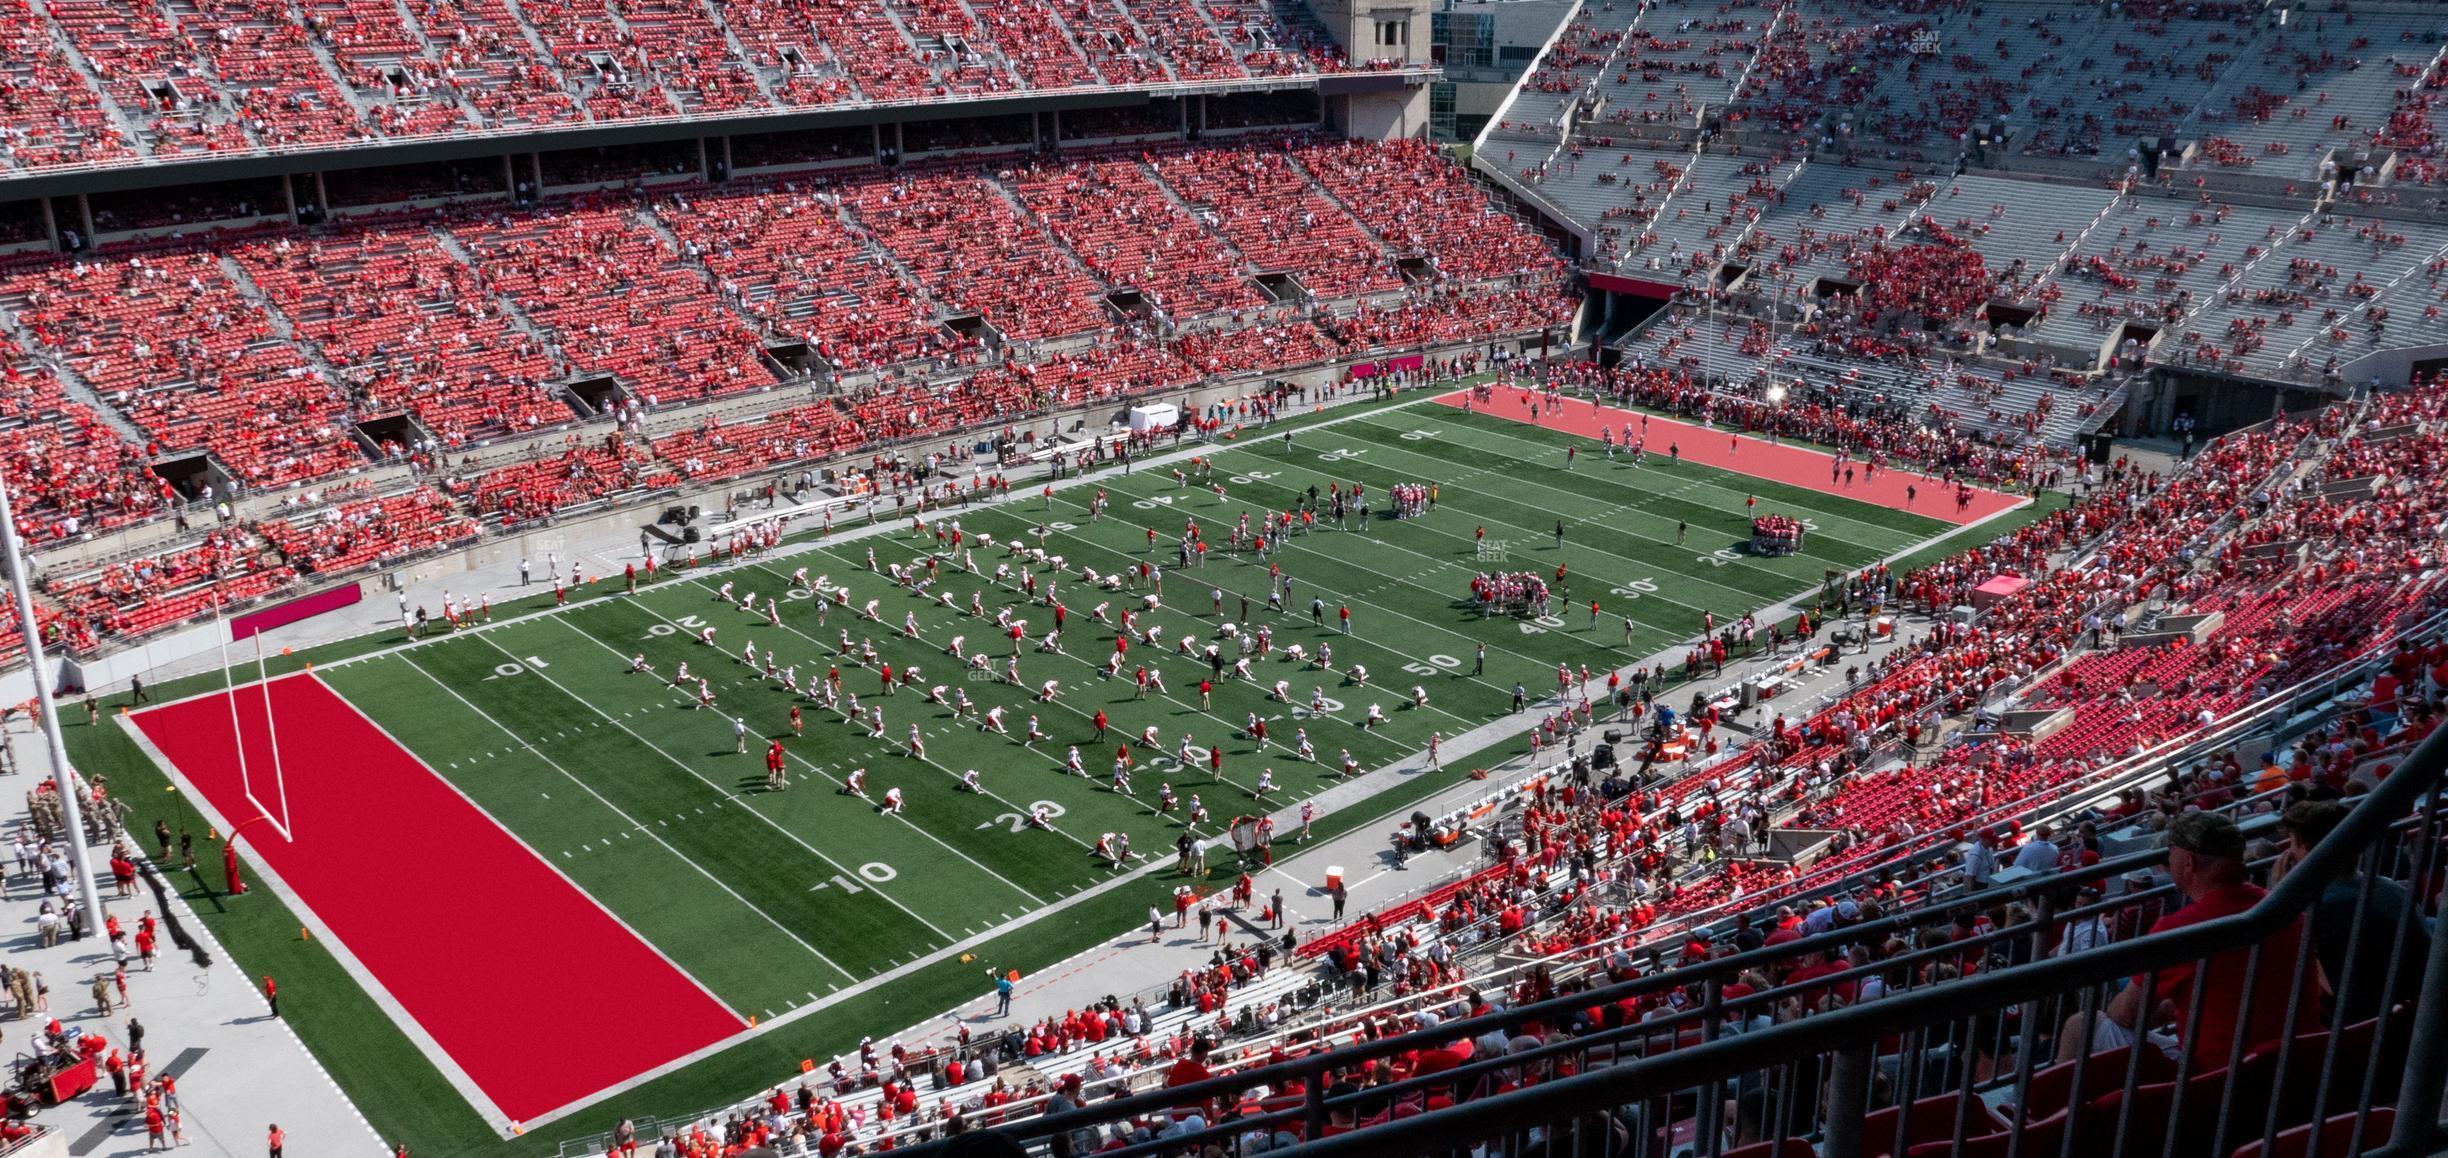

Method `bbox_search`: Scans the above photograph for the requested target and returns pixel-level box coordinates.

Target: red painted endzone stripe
[1431,389,2025,525]
[133,674,743,1124]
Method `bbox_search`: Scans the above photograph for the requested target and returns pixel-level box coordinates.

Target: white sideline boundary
[116,383,2051,1137]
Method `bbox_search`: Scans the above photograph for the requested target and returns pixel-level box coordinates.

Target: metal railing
[892,720,2448,1158]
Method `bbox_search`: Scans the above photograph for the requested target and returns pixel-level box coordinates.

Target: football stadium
[0,0,2444,1156]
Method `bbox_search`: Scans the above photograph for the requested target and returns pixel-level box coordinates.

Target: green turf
[70,388,2021,1155]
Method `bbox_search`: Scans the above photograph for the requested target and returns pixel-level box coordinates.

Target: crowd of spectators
[257,486,478,574]
[0,0,1385,174]
[1536,358,2067,490]
[1843,233,1995,328]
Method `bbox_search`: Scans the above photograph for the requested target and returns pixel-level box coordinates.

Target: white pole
[216,597,253,802]
[0,465,109,937]
[252,633,288,837]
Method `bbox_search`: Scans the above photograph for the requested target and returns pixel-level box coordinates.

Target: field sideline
[83,388,2054,1152]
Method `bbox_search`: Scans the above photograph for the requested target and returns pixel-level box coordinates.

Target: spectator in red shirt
[2066,812,2324,1069]
[1163,1038,1215,1119]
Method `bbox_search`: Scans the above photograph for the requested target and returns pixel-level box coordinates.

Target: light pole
[0,465,110,939]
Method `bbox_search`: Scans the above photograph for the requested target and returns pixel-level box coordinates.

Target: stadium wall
[1331,85,1434,140]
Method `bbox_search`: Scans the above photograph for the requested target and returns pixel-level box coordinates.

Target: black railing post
[2387,861,2448,1156]
[1697,979,1726,1158]
[1825,1042,1873,1158]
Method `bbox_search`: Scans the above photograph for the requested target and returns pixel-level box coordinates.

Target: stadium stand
[230,225,577,446]
[843,168,1111,343]
[654,182,955,373]
[258,484,479,574]
[447,203,780,405]
[5,251,368,488]
[0,333,171,542]
[1150,139,1405,300]
[25,3,2448,1152]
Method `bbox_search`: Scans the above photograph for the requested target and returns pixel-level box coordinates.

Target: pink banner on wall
[1349,353,1426,379]
[1586,272,1679,300]
[229,582,363,640]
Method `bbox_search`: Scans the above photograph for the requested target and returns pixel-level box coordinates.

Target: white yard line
[464,626,962,943]
[393,649,862,983]
[595,592,1092,876]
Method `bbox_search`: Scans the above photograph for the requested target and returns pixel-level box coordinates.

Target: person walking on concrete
[1330,882,1348,921]
[262,975,279,1018]
[992,972,1014,1017]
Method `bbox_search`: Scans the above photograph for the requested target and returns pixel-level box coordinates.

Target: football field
[112,389,2022,1139]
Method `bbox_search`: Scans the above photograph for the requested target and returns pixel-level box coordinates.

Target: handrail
[911,711,2448,1156]
[1231,605,2402,1072]
[1285,722,2448,1157]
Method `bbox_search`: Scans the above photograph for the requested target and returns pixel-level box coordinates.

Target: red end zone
[1435,389,2024,525]
[133,673,742,1125]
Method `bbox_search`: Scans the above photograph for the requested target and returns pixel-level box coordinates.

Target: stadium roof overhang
[0,70,1434,202]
